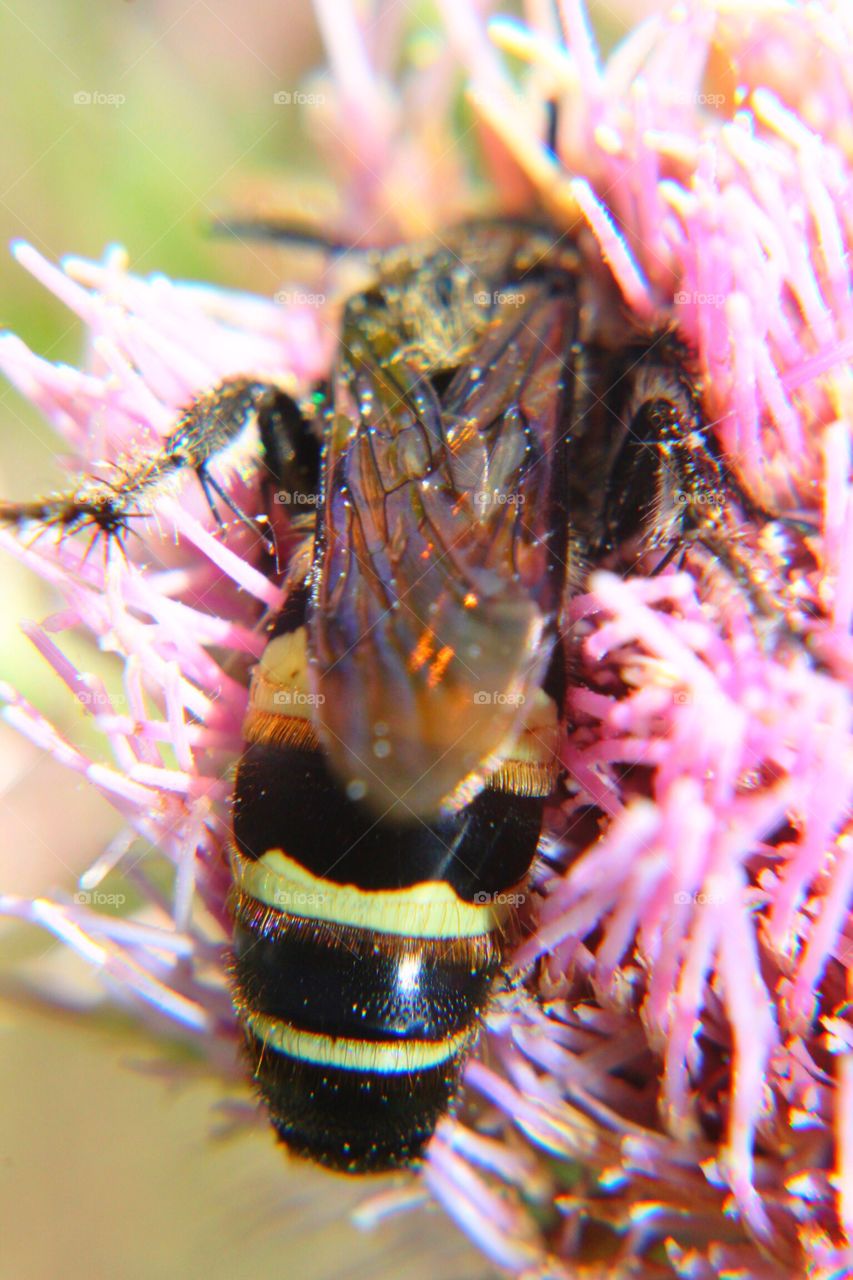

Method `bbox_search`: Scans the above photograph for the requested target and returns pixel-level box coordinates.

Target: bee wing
[309,285,575,818]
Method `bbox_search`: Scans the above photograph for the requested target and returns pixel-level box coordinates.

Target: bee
[1,218,778,1174]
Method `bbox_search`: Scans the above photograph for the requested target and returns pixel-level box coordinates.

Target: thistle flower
[2,2,852,1278]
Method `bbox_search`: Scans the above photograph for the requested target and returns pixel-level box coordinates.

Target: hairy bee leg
[0,375,300,554]
[600,347,815,630]
[595,349,705,553]
[256,384,323,507]
[245,384,324,576]
[162,377,327,558]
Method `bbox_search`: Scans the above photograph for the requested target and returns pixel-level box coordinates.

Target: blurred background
[0,1,634,1276]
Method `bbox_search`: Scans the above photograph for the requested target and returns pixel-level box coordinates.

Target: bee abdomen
[241,1018,474,1173]
[229,881,501,1172]
[228,619,555,1172]
[231,900,497,1038]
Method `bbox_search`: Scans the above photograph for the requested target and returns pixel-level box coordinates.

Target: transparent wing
[309,238,578,817]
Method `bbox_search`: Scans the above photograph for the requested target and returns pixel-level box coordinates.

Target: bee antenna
[208,215,377,256]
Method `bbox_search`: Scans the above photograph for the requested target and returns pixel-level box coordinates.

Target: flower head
[2,2,853,1277]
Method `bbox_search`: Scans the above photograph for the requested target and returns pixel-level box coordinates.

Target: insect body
[231,224,577,1171]
[225,222,731,1172]
[2,220,770,1174]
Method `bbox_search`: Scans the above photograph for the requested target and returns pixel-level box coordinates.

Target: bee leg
[249,384,324,575]
[597,339,725,550]
[256,384,323,508]
[647,538,687,577]
[195,463,255,536]
[0,375,302,556]
[591,417,658,561]
[602,348,816,633]
[150,376,312,555]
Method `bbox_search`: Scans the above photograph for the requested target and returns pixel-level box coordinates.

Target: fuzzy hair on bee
[0,217,802,1175]
[0,377,309,559]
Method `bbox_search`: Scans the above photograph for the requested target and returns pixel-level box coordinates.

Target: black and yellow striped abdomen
[229,883,501,1172]
[228,615,558,1173]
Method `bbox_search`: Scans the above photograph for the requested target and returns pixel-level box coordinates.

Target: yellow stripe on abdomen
[228,845,510,938]
[243,1010,471,1073]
